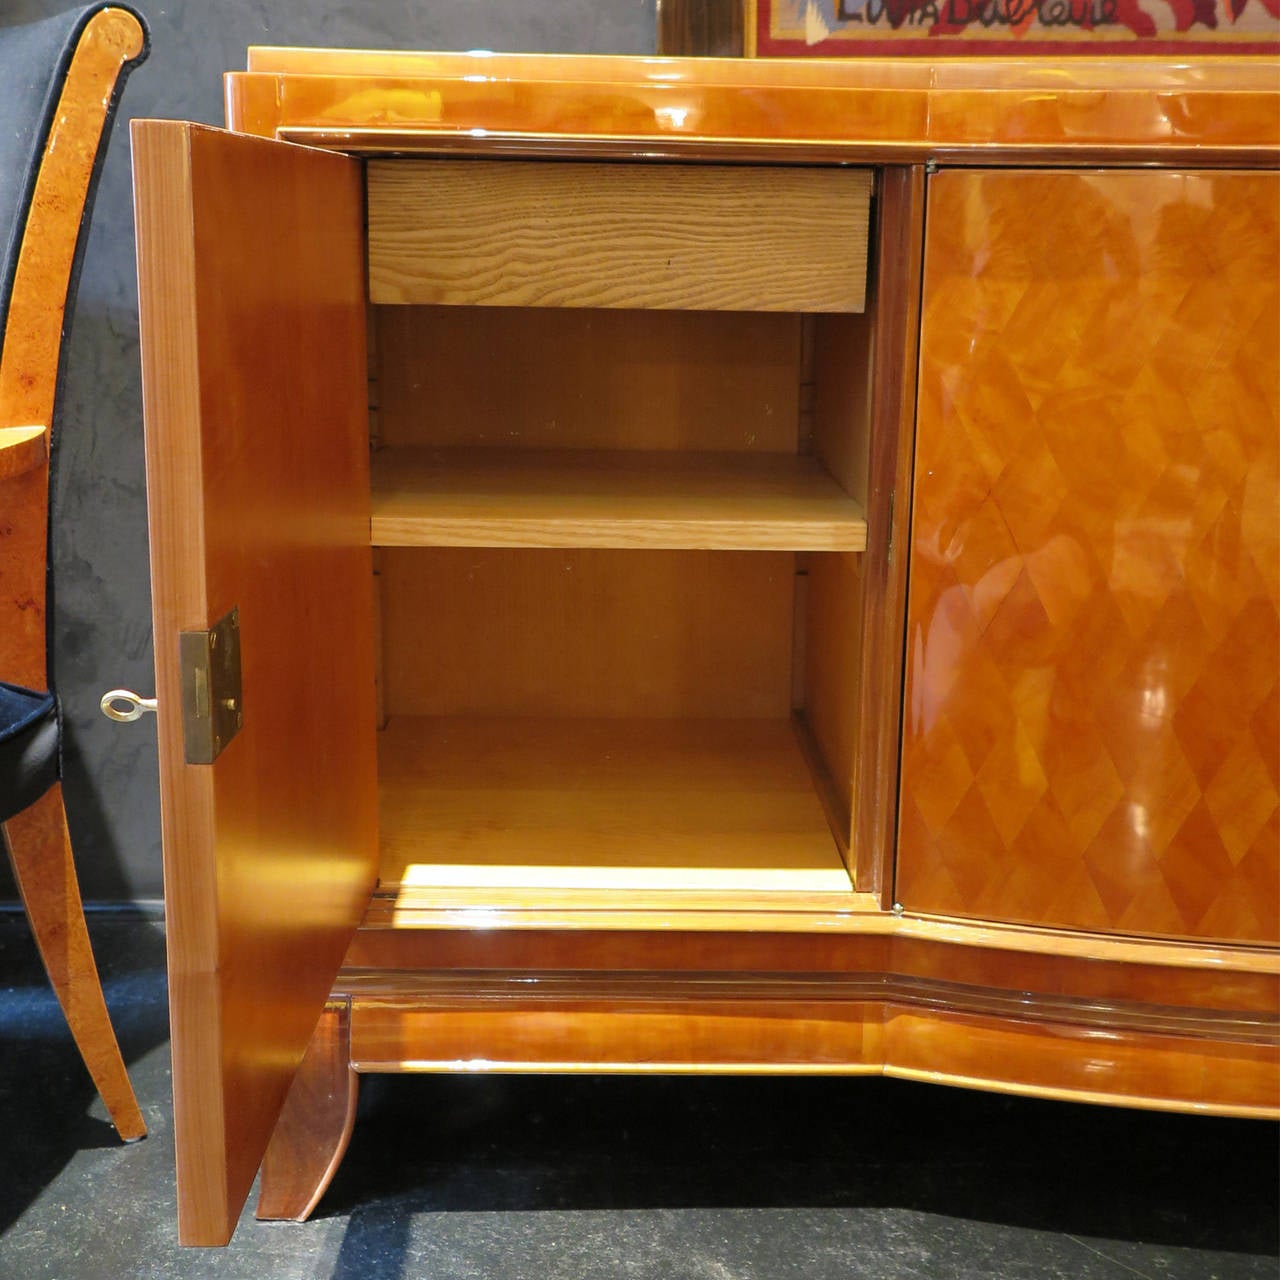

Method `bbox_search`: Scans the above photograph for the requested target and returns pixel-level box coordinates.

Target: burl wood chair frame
[0,5,149,1143]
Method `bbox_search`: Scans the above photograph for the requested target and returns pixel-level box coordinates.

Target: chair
[0,4,149,1142]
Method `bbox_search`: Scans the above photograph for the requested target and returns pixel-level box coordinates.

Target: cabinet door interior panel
[376,717,851,894]
[367,160,871,311]
[898,169,1280,944]
[132,123,377,1244]
[368,448,867,552]
[374,306,803,453]
[379,548,797,720]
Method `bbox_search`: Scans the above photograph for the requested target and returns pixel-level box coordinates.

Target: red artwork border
[755,0,1280,55]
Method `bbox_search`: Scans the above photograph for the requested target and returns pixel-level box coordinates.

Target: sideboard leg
[256,998,357,1222]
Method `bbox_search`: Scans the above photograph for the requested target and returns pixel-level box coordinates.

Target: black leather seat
[0,683,60,826]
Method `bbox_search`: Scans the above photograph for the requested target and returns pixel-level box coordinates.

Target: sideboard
[129,49,1279,1244]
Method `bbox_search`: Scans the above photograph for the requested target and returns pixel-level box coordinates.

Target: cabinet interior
[368,297,875,904]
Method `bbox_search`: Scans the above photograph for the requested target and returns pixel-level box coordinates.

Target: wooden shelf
[377,716,853,895]
[369,448,867,552]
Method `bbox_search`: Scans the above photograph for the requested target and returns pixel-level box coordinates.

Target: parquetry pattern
[897,170,1279,943]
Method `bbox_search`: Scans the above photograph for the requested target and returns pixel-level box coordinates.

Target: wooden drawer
[366,159,871,312]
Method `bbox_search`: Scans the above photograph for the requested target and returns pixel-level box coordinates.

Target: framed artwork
[752,0,1280,54]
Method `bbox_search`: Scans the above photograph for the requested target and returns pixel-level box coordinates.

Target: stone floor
[0,911,1275,1279]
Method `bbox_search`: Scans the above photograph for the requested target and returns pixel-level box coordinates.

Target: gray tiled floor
[0,913,1275,1279]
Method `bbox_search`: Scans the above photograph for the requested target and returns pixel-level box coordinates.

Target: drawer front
[367,159,870,312]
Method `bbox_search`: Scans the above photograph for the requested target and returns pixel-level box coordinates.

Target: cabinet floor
[377,716,853,895]
[0,912,1276,1279]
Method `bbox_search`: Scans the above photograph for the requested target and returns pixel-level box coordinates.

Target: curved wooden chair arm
[0,425,47,481]
[0,4,146,691]
[0,6,149,1147]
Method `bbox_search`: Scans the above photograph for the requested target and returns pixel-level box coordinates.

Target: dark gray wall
[3,0,656,903]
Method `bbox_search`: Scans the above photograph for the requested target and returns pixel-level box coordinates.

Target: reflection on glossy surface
[222,54,1280,161]
[898,169,1280,944]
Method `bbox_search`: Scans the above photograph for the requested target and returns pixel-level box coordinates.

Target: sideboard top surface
[225,48,1280,164]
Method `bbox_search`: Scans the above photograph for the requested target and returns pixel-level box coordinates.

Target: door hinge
[180,606,242,765]
[886,490,896,565]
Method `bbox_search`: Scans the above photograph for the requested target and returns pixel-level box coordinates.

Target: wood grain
[898,169,1280,944]
[798,183,921,880]
[656,0,745,56]
[376,716,850,893]
[380,547,796,720]
[333,971,1277,1117]
[370,448,865,551]
[367,160,871,311]
[336,911,1278,1115]
[348,899,1280,983]
[132,121,377,1245]
[241,47,1280,90]
[853,166,927,902]
[257,1001,357,1223]
[812,312,873,507]
[0,426,46,480]
[379,883,877,920]
[0,5,146,691]
[375,305,802,454]
[129,47,1280,1222]
[226,54,1280,168]
[0,7,148,1146]
[801,552,863,857]
[2,787,146,1141]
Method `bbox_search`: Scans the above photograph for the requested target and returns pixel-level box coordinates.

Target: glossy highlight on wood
[0,425,46,481]
[376,716,851,894]
[327,962,1276,1120]
[851,166,926,903]
[132,121,378,1246]
[1,5,147,691]
[129,48,1280,1242]
[225,51,1280,167]
[257,1001,358,1223]
[898,169,1280,945]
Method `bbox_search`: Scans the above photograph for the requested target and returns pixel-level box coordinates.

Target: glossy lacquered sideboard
[130,50,1279,1244]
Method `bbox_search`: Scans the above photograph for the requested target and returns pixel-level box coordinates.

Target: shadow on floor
[320,1070,1279,1258]
[0,912,169,1236]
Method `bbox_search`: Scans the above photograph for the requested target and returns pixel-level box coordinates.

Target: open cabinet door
[132,122,377,1245]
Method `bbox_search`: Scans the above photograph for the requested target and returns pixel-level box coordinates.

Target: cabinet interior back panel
[375,306,802,452]
[367,160,871,312]
[381,547,795,719]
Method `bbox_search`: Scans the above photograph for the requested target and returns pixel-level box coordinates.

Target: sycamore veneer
[368,159,870,312]
[369,448,867,552]
[376,716,852,895]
